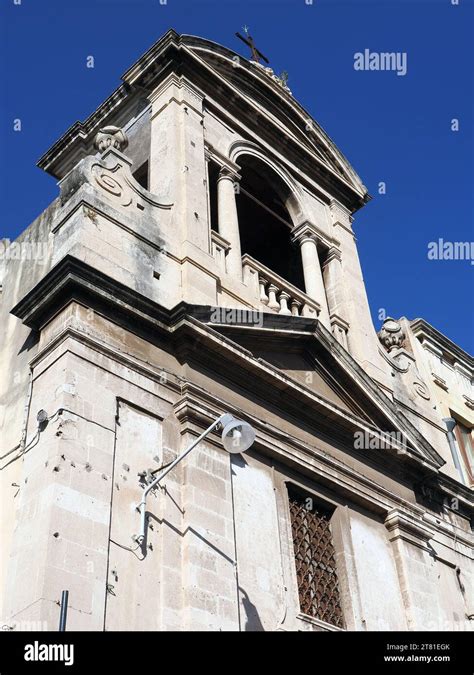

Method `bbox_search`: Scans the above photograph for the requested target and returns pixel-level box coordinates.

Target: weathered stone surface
[1,30,471,634]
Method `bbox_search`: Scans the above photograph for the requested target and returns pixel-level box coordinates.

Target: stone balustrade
[242,254,321,319]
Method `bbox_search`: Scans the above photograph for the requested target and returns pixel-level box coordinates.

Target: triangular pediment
[221,342,373,422]
[38,30,368,210]
[182,34,367,196]
[10,256,444,475]
[183,306,445,473]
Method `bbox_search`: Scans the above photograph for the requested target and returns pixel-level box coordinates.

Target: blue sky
[0,0,472,352]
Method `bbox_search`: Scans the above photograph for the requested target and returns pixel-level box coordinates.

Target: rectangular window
[288,486,344,628]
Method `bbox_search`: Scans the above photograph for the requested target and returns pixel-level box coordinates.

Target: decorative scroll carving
[378,317,406,352]
[94,126,129,154]
[412,381,431,400]
[91,165,133,207]
[58,146,174,219]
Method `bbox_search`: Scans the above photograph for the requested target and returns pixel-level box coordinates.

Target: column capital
[330,312,350,331]
[291,221,320,246]
[323,246,342,266]
[217,166,241,183]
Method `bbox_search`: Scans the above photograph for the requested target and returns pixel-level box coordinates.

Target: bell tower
[2,30,471,634]
[51,29,390,387]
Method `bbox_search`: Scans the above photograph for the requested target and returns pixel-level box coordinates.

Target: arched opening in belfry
[235,155,305,291]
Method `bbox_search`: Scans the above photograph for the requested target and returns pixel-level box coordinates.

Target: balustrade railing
[242,254,320,319]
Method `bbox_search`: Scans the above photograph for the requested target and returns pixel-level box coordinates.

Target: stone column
[323,247,350,348]
[292,223,331,328]
[217,168,242,280]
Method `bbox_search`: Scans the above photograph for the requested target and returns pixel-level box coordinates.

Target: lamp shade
[221,419,256,454]
[442,417,457,433]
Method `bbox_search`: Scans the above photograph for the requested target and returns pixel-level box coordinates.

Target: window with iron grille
[288,487,344,628]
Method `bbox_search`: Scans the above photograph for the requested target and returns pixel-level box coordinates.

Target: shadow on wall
[231,454,265,630]
[240,587,264,631]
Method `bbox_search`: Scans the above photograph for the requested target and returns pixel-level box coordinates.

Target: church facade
[0,30,472,631]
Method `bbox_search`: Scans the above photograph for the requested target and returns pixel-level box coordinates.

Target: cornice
[11,256,446,477]
[36,29,368,211]
[10,256,472,518]
[29,322,474,527]
[384,508,433,549]
[410,318,473,374]
[180,315,447,473]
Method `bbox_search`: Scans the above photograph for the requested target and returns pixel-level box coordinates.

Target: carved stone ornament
[92,164,133,207]
[94,126,129,154]
[254,62,292,94]
[412,381,431,400]
[378,318,406,353]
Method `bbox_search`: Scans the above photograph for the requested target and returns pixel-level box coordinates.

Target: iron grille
[288,489,344,628]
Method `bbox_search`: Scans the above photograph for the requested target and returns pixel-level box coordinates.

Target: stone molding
[384,508,433,549]
[10,256,445,475]
[204,144,241,177]
[330,198,353,228]
[148,72,206,118]
[432,372,449,391]
[410,318,473,378]
[421,339,444,360]
[210,229,231,251]
[291,220,336,250]
[463,395,474,410]
[454,361,472,381]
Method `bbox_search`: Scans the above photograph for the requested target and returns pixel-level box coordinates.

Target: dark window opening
[208,160,220,233]
[236,156,304,291]
[288,486,344,628]
[133,161,149,191]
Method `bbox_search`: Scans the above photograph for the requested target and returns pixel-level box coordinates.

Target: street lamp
[442,417,463,479]
[134,413,255,544]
